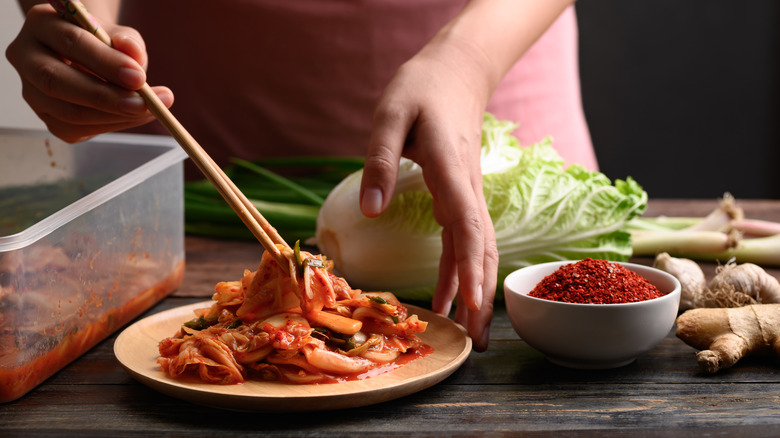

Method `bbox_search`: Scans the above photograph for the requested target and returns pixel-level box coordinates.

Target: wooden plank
[3,382,780,437]
[173,236,262,298]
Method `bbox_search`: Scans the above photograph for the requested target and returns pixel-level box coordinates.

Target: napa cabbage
[314,114,647,300]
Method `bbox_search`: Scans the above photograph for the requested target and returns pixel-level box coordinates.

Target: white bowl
[503,261,681,369]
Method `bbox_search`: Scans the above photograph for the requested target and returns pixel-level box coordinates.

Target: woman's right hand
[5,3,173,143]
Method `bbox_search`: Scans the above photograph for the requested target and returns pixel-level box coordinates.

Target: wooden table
[3,199,780,437]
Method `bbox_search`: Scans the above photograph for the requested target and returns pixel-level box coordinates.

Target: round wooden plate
[114,301,471,412]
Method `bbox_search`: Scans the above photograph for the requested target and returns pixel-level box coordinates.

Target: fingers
[16,6,147,89]
[468,186,499,351]
[26,85,172,143]
[430,163,486,312]
[434,163,498,352]
[20,48,138,114]
[110,29,149,71]
[35,114,156,144]
[407,124,499,350]
[465,295,495,352]
[431,227,458,316]
[47,23,146,90]
[359,103,416,218]
[5,4,171,142]
[468,210,498,352]
[452,290,493,352]
[452,227,497,353]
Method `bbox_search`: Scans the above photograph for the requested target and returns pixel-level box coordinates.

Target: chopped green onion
[368,296,389,305]
[183,315,218,331]
[225,319,243,329]
[294,240,303,268]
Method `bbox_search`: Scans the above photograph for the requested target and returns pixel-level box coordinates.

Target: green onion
[368,296,389,305]
[183,315,218,331]
[294,240,303,273]
[184,156,364,243]
[231,158,326,206]
[294,240,302,263]
[225,318,243,329]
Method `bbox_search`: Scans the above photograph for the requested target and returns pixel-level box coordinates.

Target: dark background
[576,1,780,199]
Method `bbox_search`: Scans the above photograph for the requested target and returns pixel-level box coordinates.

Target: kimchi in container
[0,129,186,402]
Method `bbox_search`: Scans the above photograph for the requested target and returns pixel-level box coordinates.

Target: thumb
[359,108,414,218]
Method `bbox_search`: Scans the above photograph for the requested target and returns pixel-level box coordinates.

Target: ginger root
[675,304,780,373]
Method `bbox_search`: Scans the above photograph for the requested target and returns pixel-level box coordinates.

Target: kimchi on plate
[158,245,430,384]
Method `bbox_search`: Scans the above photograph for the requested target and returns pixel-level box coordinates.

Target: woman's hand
[5,3,173,143]
[360,0,574,351]
[360,35,499,352]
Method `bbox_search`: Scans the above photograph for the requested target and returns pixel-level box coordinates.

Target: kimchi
[157,244,429,384]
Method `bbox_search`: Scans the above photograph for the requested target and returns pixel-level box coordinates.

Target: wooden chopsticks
[47,0,292,268]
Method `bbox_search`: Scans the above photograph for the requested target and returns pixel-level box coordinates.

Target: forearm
[17,0,122,24]
[434,0,575,94]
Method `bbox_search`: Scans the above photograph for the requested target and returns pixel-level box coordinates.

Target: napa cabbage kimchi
[158,245,429,384]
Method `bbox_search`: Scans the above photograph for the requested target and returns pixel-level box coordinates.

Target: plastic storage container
[0,129,187,402]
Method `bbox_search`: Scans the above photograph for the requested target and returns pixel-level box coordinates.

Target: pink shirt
[119,1,596,172]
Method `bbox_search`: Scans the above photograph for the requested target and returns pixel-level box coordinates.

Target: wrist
[417,31,498,106]
[432,0,575,94]
[435,28,501,96]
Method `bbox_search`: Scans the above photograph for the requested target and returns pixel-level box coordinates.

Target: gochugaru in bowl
[504,259,681,369]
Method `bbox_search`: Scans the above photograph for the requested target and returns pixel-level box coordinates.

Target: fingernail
[438,300,452,317]
[480,327,490,349]
[117,67,145,88]
[361,187,383,217]
[119,95,146,114]
[472,285,483,311]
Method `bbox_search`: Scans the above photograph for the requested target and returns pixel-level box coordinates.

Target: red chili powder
[528,258,663,304]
